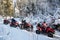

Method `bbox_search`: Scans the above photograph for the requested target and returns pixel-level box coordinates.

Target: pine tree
[0,0,3,15]
[0,0,13,17]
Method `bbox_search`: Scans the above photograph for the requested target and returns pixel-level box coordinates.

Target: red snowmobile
[20,20,33,31]
[3,19,10,24]
[36,23,55,37]
[10,18,19,27]
[10,22,19,27]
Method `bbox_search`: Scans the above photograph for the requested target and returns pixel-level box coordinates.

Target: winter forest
[15,0,60,26]
[0,0,60,24]
[0,0,60,40]
[16,0,60,17]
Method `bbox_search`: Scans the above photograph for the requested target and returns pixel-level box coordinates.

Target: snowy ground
[0,17,60,40]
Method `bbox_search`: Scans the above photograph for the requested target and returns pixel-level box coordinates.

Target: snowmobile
[36,23,55,37]
[10,18,19,27]
[3,19,10,24]
[10,22,19,27]
[53,24,60,31]
[20,20,33,31]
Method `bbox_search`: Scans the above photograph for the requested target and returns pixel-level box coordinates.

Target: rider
[37,23,42,31]
[42,21,48,32]
[11,18,16,23]
[42,21,47,28]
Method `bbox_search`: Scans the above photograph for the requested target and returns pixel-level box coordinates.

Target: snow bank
[9,28,54,40]
[0,23,10,40]
[54,19,60,24]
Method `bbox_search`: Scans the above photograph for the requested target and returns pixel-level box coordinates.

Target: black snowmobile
[53,24,60,31]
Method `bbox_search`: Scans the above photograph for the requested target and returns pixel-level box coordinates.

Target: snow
[9,28,53,40]
[0,17,60,40]
[1,0,60,40]
[54,19,60,24]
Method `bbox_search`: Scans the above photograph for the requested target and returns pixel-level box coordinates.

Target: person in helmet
[10,18,18,27]
[11,18,16,23]
[37,23,42,31]
[42,21,48,33]
[42,21,47,28]
[37,23,41,27]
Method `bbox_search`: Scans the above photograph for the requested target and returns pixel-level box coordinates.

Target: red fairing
[26,23,31,27]
[37,26,42,31]
[46,27,55,33]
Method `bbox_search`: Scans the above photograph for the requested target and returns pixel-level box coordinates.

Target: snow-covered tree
[26,3,37,16]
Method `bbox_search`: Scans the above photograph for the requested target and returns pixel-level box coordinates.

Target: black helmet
[43,21,46,23]
[37,23,41,27]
